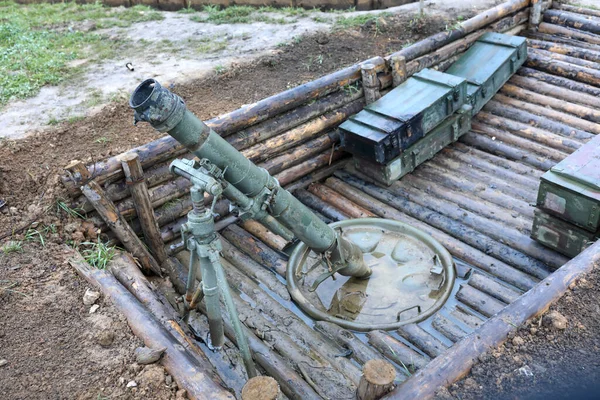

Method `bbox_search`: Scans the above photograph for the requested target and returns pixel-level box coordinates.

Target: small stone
[176,389,188,400]
[83,288,100,305]
[0,359,7,367]
[135,346,166,365]
[89,304,100,314]
[118,377,125,385]
[512,336,525,346]
[530,327,537,335]
[517,365,533,377]
[126,380,137,388]
[165,374,173,386]
[96,330,115,347]
[544,311,568,330]
[9,206,18,215]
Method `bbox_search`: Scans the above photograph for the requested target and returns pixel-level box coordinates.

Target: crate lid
[542,134,600,200]
[367,68,465,121]
[446,41,516,86]
[478,32,526,48]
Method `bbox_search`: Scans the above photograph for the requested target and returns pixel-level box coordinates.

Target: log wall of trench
[62,1,600,398]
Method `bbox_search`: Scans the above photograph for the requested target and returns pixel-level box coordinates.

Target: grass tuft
[1,240,23,254]
[80,240,116,270]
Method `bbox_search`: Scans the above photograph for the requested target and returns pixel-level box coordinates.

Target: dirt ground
[0,9,464,399]
[436,267,600,400]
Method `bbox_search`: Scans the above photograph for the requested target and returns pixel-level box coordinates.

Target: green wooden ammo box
[537,133,600,232]
[353,104,472,186]
[531,209,597,258]
[339,68,467,165]
[445,32,527,115]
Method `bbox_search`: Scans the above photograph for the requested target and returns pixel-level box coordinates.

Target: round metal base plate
[286,218,455,332]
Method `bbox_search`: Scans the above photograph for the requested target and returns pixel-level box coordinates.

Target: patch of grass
[67,115,85,124]
[48,117,60,126]
[342,82,361,95]
[177,6,197,14]
[55,199,86,219]
[25,228,45,246]
[0,1,162,107]
[191,5,296,25]
[94,136,111,144]
[334,13,390,30]
[214,64,227,74]
[1,241,23,254]
[80,240,116,270]
[85,88,104,107]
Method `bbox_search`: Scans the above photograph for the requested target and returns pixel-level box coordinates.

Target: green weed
[80,240,116,270]
[334,13,391,30]
[25,228,45,246]
[214,64,227,75]
[1,241,23,254]
[94,137,111,144]
[55,199,86,219]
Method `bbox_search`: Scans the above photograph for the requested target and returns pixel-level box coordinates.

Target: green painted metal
[287,218,455,331]
[130,79,371,280]
[537,134,600,232]
[353,104,472,186]
[339,68,466,164]
[446,32,527,115]
[531,209,597,259]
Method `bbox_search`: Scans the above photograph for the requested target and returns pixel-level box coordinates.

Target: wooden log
[400,173,531,232]
[510,73,600,108]
[405,9,529,76]
[441,145,540,189]
[450,306,484,330]
[242,376,282,400]
[219,258,363,386]
[500,81,600,122]
[390,55,407,87]
[476,111,583,153]
[259,134,336,175]
[452,142,543,178]
[60,57,384,192]
[218,259,359,399]
[396,324,449,358]
[361,63,381,105]
[68,251,234,400]
[432,314,468,343]
[367,330,430,371]
[120,153,168,263]
[228,88,362,151]
[193,307,321,400]
[538,22,600,45]
[529,0,543,29]
[273,148,345,187]
[116,177,191,219]
[219,235,290,301]
[294,189,350,222]
[314,321,406,377]
[428,156,536,202]
[80,180,162,276]
[460,131,556,171]
[544,9,600,35]
[471,121,569,163]
[357,360,396,400]
[526,30,600,51]
[527,38,600,63]
[456,284,506,317]
[388,0,529,62]
[488,95,600,137]
[308,183,375,218]
[329,174,554,277]
[363,175,564,269]
[330,171,539,291]
[387,241,600,400]
[554,3,600,18]
[468,271,522,304]
[529,47,600,70]
[414,164,535,219]
[283,158,349,193]
[109,252,247,397]
[242,99,364,164]
[240,220,289,252]
[221,225,288,277]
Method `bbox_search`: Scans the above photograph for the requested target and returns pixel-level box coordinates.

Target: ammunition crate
[339,68,466,164]
[537,133,600,232]
[353,104,472,186]
[446,32,527,115]
[531,209,597,258]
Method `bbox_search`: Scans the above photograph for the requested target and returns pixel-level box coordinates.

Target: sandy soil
[0,0,498,139]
